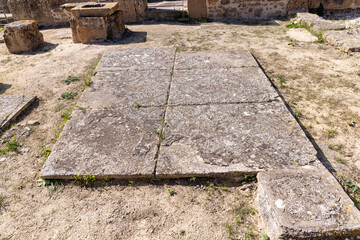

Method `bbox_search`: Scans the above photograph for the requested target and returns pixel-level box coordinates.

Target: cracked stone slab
[169,68,278,105]
[294,13,345,34]
[324,30,360,53]
[257,167,360,239]
[41,108,165,179]
[156,102,319,178]
[0,95,37,130]
[175,50,259,70]
[78,70,171,109]
[96,48,175,72]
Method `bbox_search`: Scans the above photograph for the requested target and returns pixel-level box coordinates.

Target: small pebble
[27,120,40,125]
[0,158,6,162]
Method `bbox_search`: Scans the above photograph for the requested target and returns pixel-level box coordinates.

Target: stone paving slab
[169,68,278,105]
[257,167,360,239]
[324,30,360,53]
[78,70,171,109]
[286,28,318,43]
[41,108,165,179]
[175,50,259,70]
[96,48,175,72]
[0,95,36,130]
[156,102,319,177]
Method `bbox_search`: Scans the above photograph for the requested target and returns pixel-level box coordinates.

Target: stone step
[257,167,360,239]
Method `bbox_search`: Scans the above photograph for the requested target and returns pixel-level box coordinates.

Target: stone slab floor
[41,48,360,238]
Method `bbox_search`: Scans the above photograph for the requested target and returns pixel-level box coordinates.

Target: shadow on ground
[0,83,11,94]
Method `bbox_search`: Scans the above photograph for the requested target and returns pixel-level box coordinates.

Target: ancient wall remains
[6,0,147,26]
[187,0,360,19]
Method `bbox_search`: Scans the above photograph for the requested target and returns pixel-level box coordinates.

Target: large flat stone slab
[96,48,175,72]
[175,50,258,70]
[257,167,360,239]
[324,29,360,53]
[0,95,36,130]
[78,70,171,109]
[169,68,278,105]
[41,108,165,179]
[294,13,345,34]
[156,102,319,177]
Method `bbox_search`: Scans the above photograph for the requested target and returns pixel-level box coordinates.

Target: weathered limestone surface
[324,29,360,52]
[0,95,36,130]
[175,50,258,70]
[3,20,44,53]
[40,108,164,179]
[257,168,360,239]
[78,70,171,108]
[7,0,146,26]
[286,28,318,42]
[96,48,175,72]
[169,68,278,105]
[70,2,124,43]
[293,13,346,33]
[156,103,319,177]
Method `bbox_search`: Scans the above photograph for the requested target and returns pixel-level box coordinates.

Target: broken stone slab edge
[0,95,37,131]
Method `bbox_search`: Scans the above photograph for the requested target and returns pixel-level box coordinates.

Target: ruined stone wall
[187,0,360,19]
[206,0,289,19]
[1,0,10,13]
[7,0,147,26]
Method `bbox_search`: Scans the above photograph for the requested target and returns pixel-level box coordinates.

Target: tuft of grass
[168,189,176,196]
[278,76,286,88]
[327,129,337,138]
[153,129,165,140]
[337,157,346,164]
[63,76,80,85]
[134,101,143,109]
[1,137,20,155]
[60,92,77,100]
[348,118,356,127]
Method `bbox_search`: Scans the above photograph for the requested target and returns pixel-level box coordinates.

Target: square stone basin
[71,2,119,18]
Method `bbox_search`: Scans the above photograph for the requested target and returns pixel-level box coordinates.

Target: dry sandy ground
[0,20,360,239]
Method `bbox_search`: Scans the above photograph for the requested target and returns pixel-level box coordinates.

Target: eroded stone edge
[0,95,37,130]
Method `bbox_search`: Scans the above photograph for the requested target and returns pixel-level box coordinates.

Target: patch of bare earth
[0,20,359,239]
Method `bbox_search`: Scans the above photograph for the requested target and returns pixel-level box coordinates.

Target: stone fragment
[26,120,40,125]
[324,29,360,53]
[78,70,171,109]
[293,13,345,34]
[169,68,278,105]
[286,28,318,42]
[257,167,360,239]
[0,95,37,130]
[175,50,258,70]
[3,20,44,54]
[41,108,165,179]
[156,102,319,177]
[96,48,175,72]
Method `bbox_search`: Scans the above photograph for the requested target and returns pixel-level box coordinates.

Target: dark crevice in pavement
[152,50,177,178]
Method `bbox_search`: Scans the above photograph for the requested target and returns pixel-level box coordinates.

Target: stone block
[0,95,37,130]
[77,70,171,109]
[96,48,175,72]
[324,29,360,53]
[70,3,124,43]
[257,168,360,239]
[156,102,319,178]
[286,28,318,42]
[175,50,259,70]
[169,68,279,105]
[187,0,207,18]
[41,108,165,179]
[3,20,44,53]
